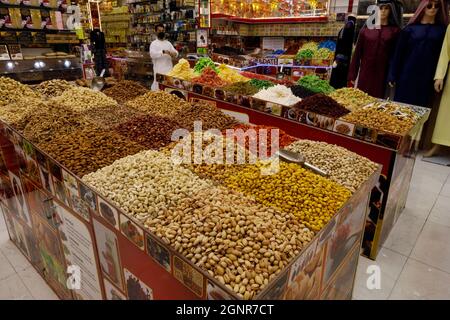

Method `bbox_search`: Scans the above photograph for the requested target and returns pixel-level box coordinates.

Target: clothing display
[432,25,450,146]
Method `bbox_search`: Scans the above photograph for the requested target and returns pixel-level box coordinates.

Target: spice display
[248,79,275,90]
[51,87,118,112]
[342,102,417,134]
[39,128,145,177]
[114,115,181,150]
[83,105,145,129]
[0,97,48,130]
[102,80,149,104]
[293,94,350,118]
[34,79,74,98]
[218,64,250,83]
[192,67,229,87]
[230,124,297,157]
[22,107,90,144]
[223,82,259,96]
[194,57,219,74]
[223,162,352,232]
[82,150,213,222]
[177,101,239,131]
[298,75,335,94]
[167,58,196,80]
[285,140,379,192]
[0,77,42,107]
[126,91,191,118]
[290,85,318,99]
[328,88,377,111]
[145,185,315,299]
[253,85,300,106]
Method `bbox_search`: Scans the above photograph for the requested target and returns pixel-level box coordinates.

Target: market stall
[0,77,380,299]
[158,59,430,259]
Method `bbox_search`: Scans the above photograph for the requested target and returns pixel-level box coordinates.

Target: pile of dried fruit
[217,64,250,83]
[223,162,352,232]
[39,128,145,177]
[285,140,379,192]
[114,115,181,150]
[51,86,118,111]
[82,150,213,222]
[102,80,149,104]
[192,67,229,87]
[293,94,350,118]
[177,101,239,131]
[22,106,90,144]
[167,58,196,80]
[248,79,275,90]
[145,185,314,300]
[328,88,377,111]
[223,81,259,96]
[83,105,144,129]
[34,79,74,98]
[0,77,42,107]
[126,91,191,118]
[253,85,300,106]
[290,85,317,99]
[298,75,334,94]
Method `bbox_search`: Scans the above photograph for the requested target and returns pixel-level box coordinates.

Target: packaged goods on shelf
[82,149,214,222]
[114,115,182,150]
[192,67,229,87]
[0,77,41,106]
[328,88,377,111]
[222,161,352,232]
[51,87,118,112]
[297,75,335,94]
[102,80,150,104]
[285,140,379,193]
[22,106,90,144]
[126,91,191,118]
[342,101,418,135]
[33,79,75,98]
[144,185,315,300]
[82,105,145,129]
[253,84,300,107]
[292,94,350,118]
[39,128,146,177]
[167,58,196,80]
[217,64,250,83]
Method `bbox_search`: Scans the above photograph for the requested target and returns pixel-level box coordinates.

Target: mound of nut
[126,91,191,118]
[83,105,145,129]
[328,88,377,111]
[39,128,145,177]
[51,86,118,112]
[82,150,213,222]
[34,79,75,98]
[102,80,150,104]
[0,77,42,107]
[0,97,48,131]
[146,186,314,300]
[223,162,352,232]
[285,140,379,192]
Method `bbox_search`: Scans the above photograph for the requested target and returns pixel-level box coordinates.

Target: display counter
[0,90,380,299]
[159,74,430,260]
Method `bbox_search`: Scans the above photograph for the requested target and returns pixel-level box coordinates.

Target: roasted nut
[34,79,75,98]
[102,80,149,104]
[51,86,118,112]
[0,77,42,107]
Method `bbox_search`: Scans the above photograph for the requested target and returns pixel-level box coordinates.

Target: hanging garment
[149,39,178,91]
[432,25,450,146]
[348,26,400,98]
[388,23,446,107]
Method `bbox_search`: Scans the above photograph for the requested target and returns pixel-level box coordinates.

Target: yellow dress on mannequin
[432,25,450,146]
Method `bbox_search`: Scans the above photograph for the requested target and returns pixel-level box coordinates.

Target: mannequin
[330,14,357,89]
[425,24,450,157]
[387,0,448,107]
[348,0,402,98]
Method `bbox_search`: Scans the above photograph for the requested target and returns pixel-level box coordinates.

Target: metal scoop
[276,149,328,177]
[91,69,106,91]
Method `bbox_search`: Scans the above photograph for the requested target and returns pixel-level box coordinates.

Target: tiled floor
[0,156,450,300]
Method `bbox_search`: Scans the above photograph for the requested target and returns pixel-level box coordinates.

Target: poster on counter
[124,268,153,300]
[0,45,9,60]
[57,203,103,300]
[103,278,126,300]
[196,29,208,48]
